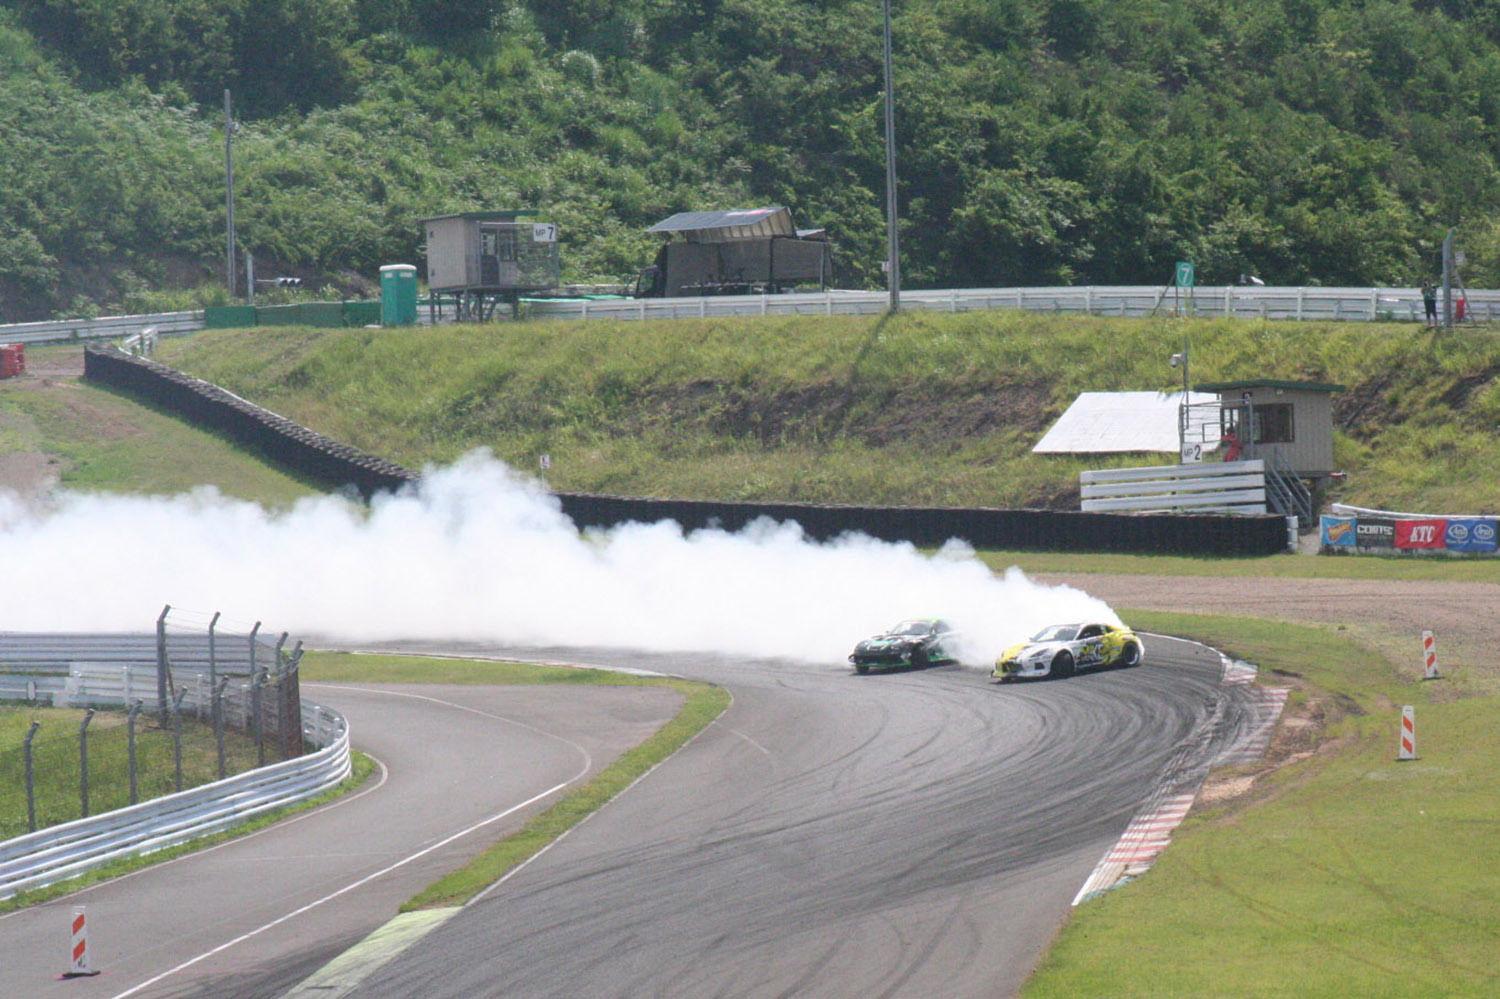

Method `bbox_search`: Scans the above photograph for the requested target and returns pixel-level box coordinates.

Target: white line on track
[103,684,597,999]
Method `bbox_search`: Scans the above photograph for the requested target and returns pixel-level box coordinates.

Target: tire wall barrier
[84,345,1286,555]
[555,493,1287,556]
[83,345,417,499]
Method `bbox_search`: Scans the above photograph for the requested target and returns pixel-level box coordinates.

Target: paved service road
[0,682,681,999]
[342,637,1245,999]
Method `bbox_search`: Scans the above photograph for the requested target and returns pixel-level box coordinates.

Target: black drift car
[849,618,958,673]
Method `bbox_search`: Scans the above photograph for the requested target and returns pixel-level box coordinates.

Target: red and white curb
[1073,648,1290,905]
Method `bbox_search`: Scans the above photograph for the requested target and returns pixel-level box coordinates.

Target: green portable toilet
[380,264,418,326]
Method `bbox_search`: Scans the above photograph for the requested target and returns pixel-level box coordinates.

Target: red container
[0,344,23,378]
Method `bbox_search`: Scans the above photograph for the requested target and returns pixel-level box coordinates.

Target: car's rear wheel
[1118,642,1141,667]
[1051,650,1075,679]
[855,663,869,674]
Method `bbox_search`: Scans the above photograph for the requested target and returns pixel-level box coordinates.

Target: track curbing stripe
[277,908,460,999]
[1072,640,1291,905]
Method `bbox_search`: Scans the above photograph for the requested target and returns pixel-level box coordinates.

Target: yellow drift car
[992,622,1144,681]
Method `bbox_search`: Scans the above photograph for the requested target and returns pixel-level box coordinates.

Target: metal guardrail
[524,285,1500,324]
[0,671,348,900]
[1,286,1495,345]
[0,631,267,677]
[0,310,203,346]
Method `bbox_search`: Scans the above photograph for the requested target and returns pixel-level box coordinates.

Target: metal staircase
[1261,447,1314,524]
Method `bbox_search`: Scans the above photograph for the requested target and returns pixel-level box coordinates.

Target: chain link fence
[1,606,305,838]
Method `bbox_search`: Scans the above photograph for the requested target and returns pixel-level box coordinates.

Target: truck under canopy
[646,206,808,242]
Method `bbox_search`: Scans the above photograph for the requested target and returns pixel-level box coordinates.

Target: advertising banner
[1444,518,1499,552]
[1395,519,1447,549]
[1354,518,1396,550]
[1321,516,1356,548]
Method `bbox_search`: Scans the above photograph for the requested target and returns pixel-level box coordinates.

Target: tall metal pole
[1442,227,1455,329]
[882,0,900,313]
[225,90,236,299]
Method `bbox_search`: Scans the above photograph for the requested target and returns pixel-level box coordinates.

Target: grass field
[154,312,1500,513]
[0,344,316,503]
[0,706,263,839]
[1023,611,1500,999]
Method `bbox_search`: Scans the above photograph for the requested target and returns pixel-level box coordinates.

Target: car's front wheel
[910,647,930,668]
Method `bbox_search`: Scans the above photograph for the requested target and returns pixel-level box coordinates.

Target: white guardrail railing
[524,285,1500,323]
[0,310,203,346]
[0,669,349,900]
[0,286,1495,345]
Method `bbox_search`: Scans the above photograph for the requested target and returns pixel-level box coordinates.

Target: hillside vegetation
[9,1,1500,320]
[156,312,1500,514]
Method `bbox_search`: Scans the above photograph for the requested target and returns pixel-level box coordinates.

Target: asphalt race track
[0,682,682,999]
[337,635,1248,999]
[0,637,1254,999]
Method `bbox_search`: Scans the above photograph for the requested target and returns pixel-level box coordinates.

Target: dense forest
[5,0,1500,320]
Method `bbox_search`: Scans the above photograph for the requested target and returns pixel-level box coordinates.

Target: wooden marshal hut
[1195,378,1344,489]
[421,210,560,320]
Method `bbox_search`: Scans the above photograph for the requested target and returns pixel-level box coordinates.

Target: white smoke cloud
[0,451,1117,665]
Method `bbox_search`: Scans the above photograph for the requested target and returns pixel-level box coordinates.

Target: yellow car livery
[992,622,1144,680]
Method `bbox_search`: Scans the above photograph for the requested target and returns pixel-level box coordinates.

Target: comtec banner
[1395,518,1447,549]
[1354,518,1395,550]
[1445,518,1499,552]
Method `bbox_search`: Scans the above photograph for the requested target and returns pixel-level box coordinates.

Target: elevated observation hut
[421,210,560,320]
[1189,378,1344,516]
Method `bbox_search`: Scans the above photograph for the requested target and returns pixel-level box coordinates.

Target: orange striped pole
[1397,705,1417,761]
[64,906,99,978]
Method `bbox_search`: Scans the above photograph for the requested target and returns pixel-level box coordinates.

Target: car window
[1032,624,1079,642]
[1079,625,1103,639]
[893,620,930,636]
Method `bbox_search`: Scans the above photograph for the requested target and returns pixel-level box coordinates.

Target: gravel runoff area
[1037,572,1498,685]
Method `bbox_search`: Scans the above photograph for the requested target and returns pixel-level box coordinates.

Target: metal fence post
[24,720,40,833]
[127,700,142,805]
[79,709,96,818]
[156,604,172,727]
[273,633,288,760]
[213,676,230,780]
[252,669,266,768]
[171,688,188,794]
[208,610,220,697]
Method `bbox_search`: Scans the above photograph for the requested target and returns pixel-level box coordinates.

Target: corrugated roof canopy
[646,206,796,242]
[1033,391,1222,454]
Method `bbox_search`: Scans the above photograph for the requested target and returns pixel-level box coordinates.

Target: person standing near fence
[1422,279,1438,326]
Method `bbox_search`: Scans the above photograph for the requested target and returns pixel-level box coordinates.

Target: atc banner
[1321,516,1356,548]
[1445,518,1499,552]
[1396,519,1447,550]
[1354,518,1395,550]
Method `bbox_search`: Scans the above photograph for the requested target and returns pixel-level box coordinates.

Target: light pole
[225,90,236,299]
[882,0,900,313]
[1171,337,1190,462]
